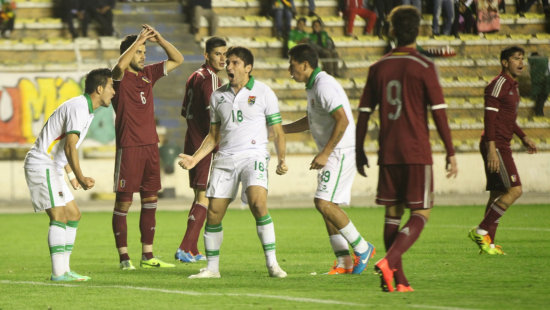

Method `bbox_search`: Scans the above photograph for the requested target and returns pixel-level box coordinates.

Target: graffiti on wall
[0,72,115,145]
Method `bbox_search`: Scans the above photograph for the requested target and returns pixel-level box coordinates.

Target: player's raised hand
[138,25,156,42]
[445,155,458,179]
[178,153,196,170]
[276,159,288,175]
[356,149,369,177]
[142,24,161,42]
[79,177,95,190]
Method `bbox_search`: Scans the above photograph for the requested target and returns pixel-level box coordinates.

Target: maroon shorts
[376,164,434,210]
[114,144,161,193]
[188,153,213,190]
[480,141,521,191]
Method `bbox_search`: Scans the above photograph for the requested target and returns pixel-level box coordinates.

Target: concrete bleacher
[3,0,550,155]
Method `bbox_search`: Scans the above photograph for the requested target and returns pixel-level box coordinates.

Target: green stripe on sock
[263,243,276,252]
[205,223,223,232]
[46,169,55,208]
[335,250,349,257]
[49,245,65,254]
[65,244,74,252]
[205,250,219,257]
[256,214,273,226]
[50,221,66,229]
[66,220,79,228]
[350,236,362,248]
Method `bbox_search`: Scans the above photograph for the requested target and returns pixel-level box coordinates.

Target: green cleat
[120,260,136,270]
[67,270,91,281]
[51,272,79,282]
[487,245,506,255]
[468,228,493,254]
[140,257,176,268]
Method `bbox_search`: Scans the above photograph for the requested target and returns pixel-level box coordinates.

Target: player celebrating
[111,24,184,270]
[179,46,288,279]
[175,37,227,263]
[356,5,458,292]
[284,43,375,275]
[469,46,537,255]
[24,68,115,281]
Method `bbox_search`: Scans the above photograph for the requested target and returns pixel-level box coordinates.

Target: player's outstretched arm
[271,123,288,175]
[64,133,95,190]
[179,123,220,170]
[282,116,309,134]
[144,24,184,73]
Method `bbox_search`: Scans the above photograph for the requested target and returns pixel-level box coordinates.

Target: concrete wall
[2,152,549,205]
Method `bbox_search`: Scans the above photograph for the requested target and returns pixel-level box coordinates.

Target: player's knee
[314,198,330,214]
[115,192,133,212]
[508,186,523,200]
[140,191,158,203]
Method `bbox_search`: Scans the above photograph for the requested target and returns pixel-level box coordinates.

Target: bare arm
[64,164,80,190]
[178,123,220,170]
[282,116,309,134]
[111,26,155,80]
[270,123,288,175]
[64,133,95,190]
[355,111,371,177]
[310,107,348,170]
[146,24,184,73]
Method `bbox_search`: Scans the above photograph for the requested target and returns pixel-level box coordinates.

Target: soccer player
[284,43,375,275]
[23,68,115,281]
[356,5,458,292]
[111,24,184,270]
[469,46,537,255]
[179,46,288,279]
[175,37,227,263]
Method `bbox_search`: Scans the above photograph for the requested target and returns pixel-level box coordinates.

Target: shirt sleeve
[425,64,446,110]
[209,91,221,124]
[483,81,502,141]
[64,102,87,137]
[317,81,343,114]
[264,86,282,126]
[148,61,167,85]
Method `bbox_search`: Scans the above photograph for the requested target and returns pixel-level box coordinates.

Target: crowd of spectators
[60,0,115,39]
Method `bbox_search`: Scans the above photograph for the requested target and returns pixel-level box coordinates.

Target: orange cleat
[396,284,414,292]
[374,258,395,292]
[324,261,352,275]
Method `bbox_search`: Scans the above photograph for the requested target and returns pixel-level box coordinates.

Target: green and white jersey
[210,76,282,156]
[306,68,355,150]
[24,94,95,169]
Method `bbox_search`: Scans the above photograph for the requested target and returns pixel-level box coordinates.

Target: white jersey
[306,69,355,150]
[210,76,282,156]
[24,94,95,169]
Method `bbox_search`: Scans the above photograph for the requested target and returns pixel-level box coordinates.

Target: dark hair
[297,17,307,24]
[120,34,141,55]
[288,43,319,69]
[312,18,323,28]
[226,46,254,68]
[500,46,525,62]
[205,37,227,53]
[85,68,112,94]
[389,5,420,47]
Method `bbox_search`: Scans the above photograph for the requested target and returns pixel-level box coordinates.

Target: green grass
[1,204,549,309]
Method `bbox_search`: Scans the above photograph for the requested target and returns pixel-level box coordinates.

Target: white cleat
[188,268,221,279]
[268,263,287,278]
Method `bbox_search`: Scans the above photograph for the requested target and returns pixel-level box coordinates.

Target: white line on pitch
[0,280,479,310]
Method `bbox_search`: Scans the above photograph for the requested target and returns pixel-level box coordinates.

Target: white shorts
[206,152,270,203]
[314,148,355,205]
[25,166,74,212]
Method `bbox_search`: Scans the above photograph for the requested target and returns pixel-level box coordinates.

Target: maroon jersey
[358,46,454,165]
[112,61,166,147]
[481,72,525,148]
[181,63,221,153]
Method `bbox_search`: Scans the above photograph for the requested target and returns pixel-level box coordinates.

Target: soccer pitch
[1,205,549,309]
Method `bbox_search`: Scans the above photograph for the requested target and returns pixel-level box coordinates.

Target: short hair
[226,46,254,68]
[120,34,141,55]
[312,18,323,28]
[288,43,319,69]
[205,37,227,53]
[500,46,525,62]
[389,5,421,46]
[84,68,112,94]
[297,17,307,25]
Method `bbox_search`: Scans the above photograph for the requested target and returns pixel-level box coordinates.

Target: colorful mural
[0,72,115,145]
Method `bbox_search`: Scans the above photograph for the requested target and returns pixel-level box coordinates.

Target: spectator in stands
[307,0,317,16]
[339,0,377,36]
[310,18,340,77]
[272,0,295,39]
[402,0,422,13]
[190,0,218,36]
[373,0,400,37]
[63,0,86,39]
[453,0,478,35]
[432,0,455,36]
[287,17,309,50]
[517,0,550,16]
[528,52,550,116]
[476,0,500,33]
[85,0,116,36]
[0,0,15,38]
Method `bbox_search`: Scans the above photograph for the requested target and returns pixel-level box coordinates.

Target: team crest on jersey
[248,96,256,105]
[120,179,126,189]
[58,191,64,198]
[510,175,517,182]
[141,76,151,83]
